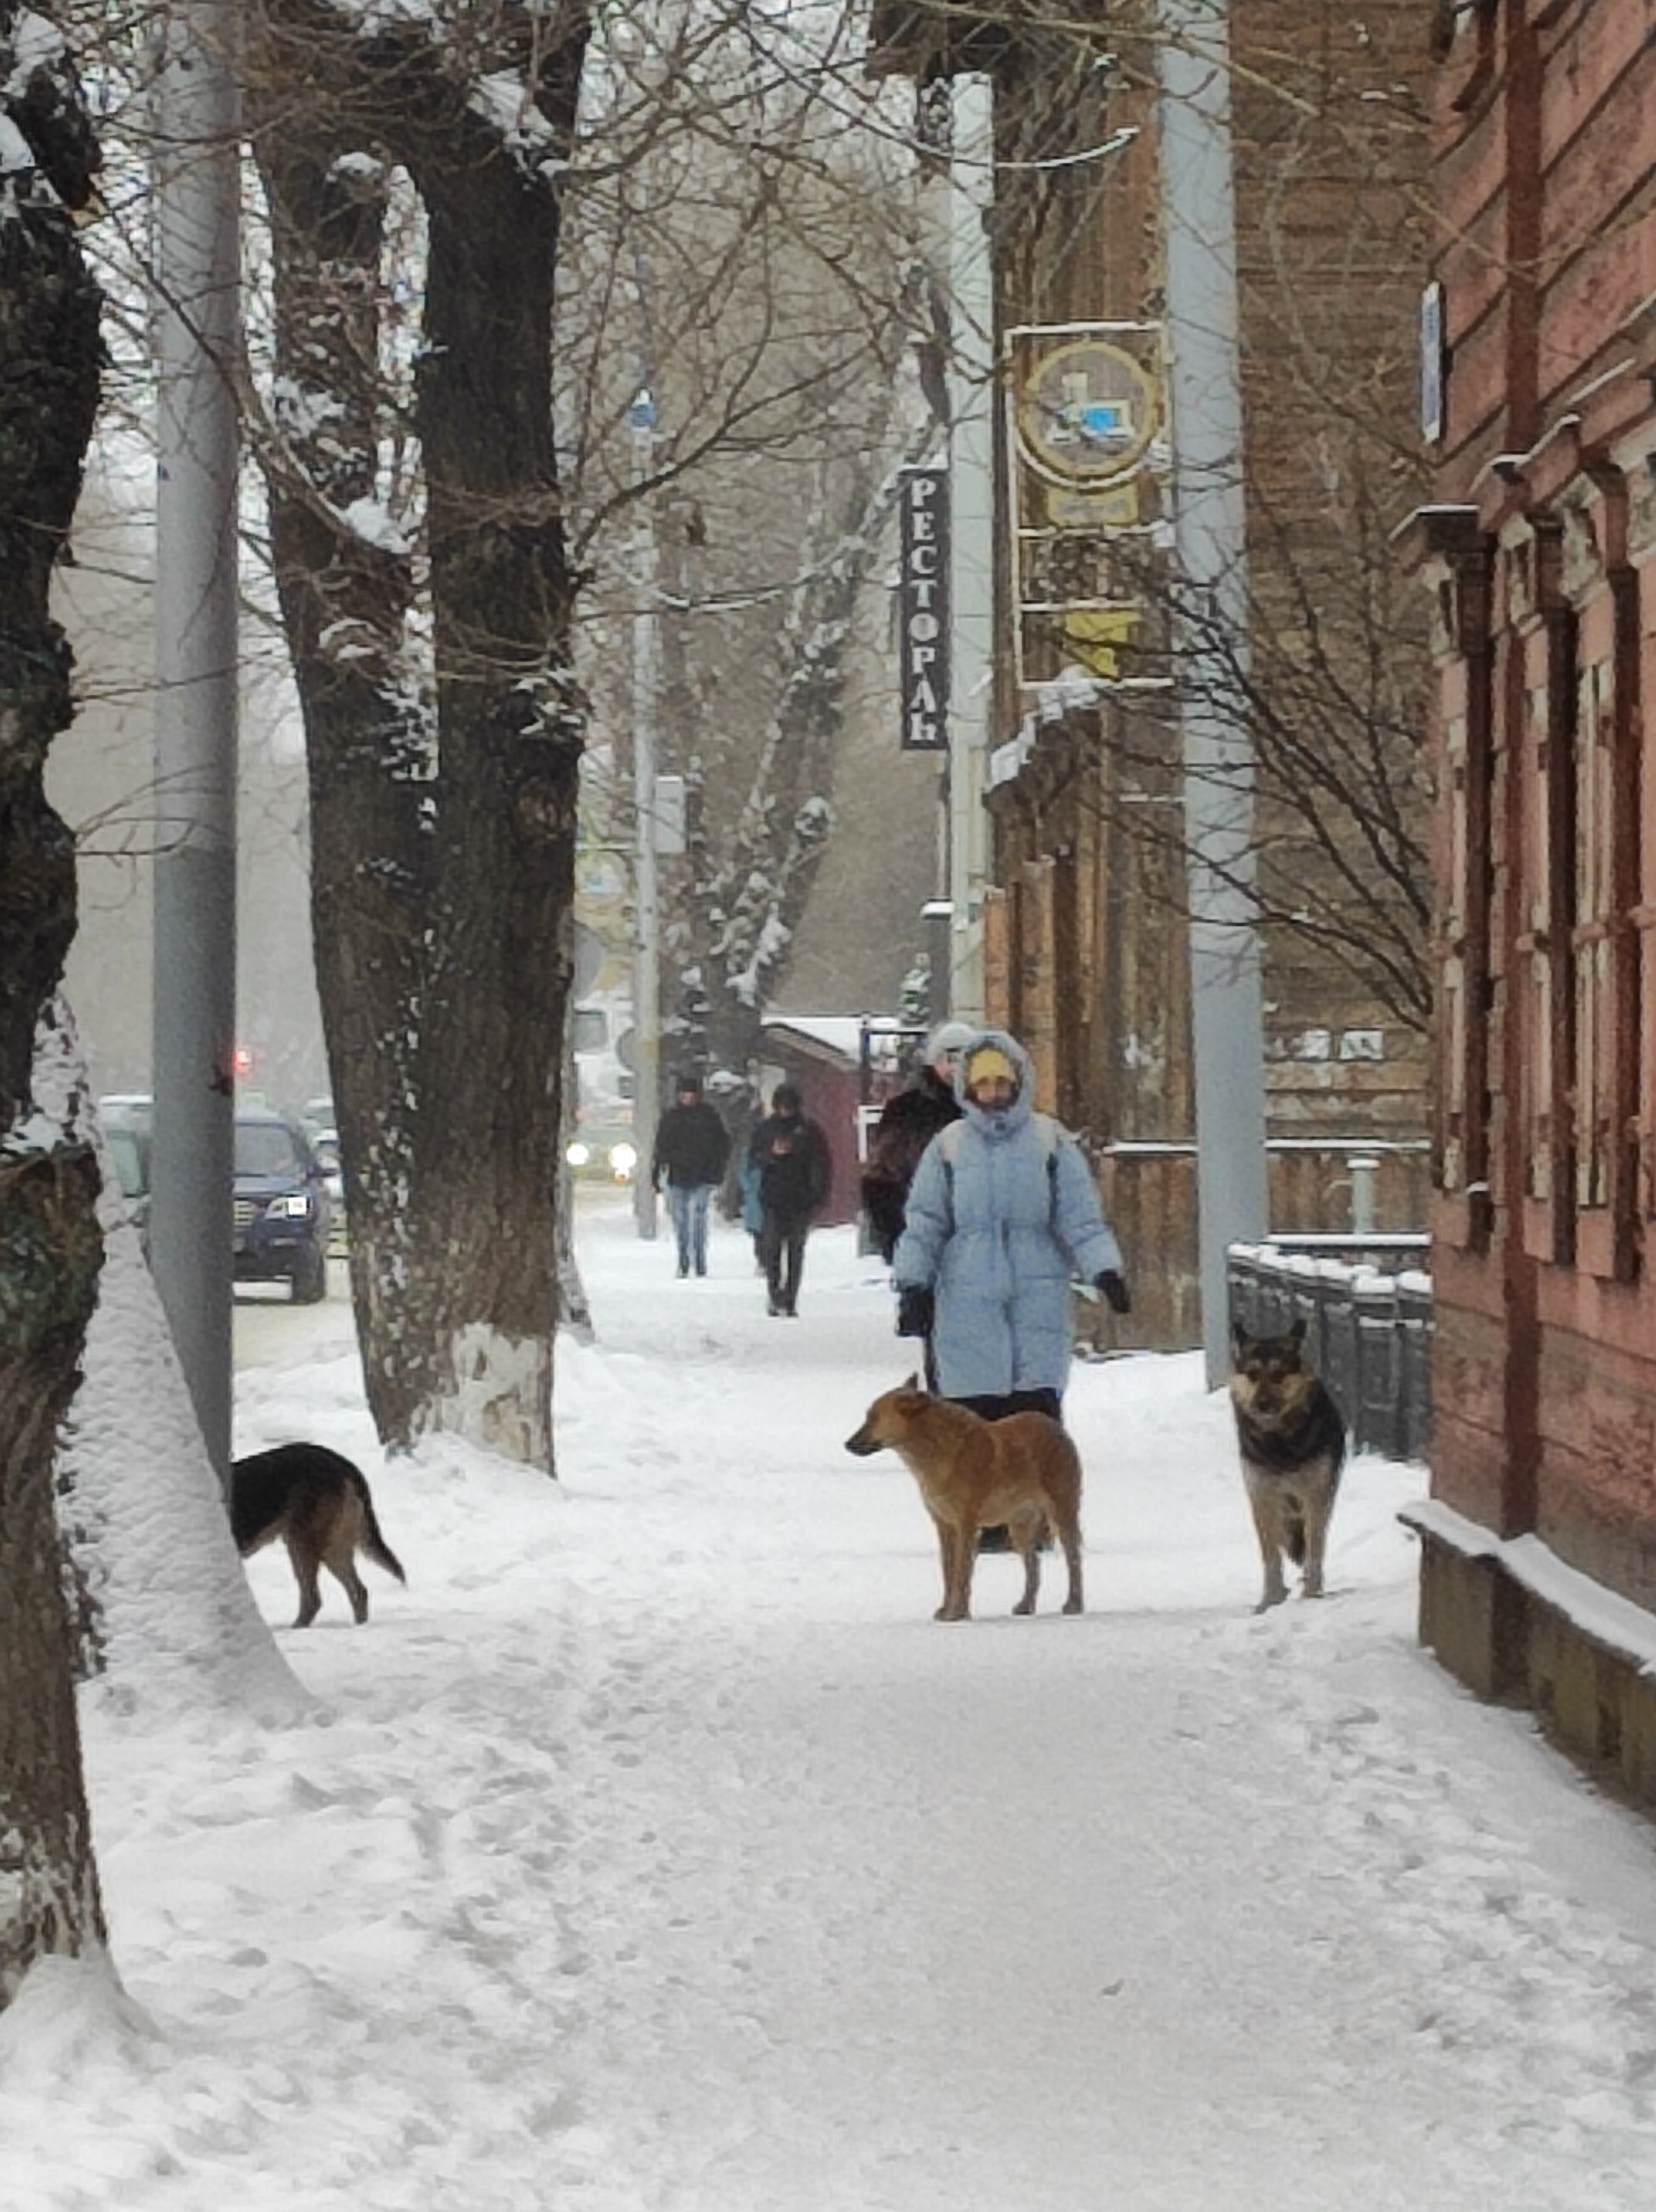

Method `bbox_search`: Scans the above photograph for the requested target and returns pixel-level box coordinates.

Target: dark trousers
[953,1388,1063,1426]
[759,1211,810,1313]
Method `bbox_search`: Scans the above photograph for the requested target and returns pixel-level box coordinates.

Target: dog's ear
[1289,1317,1308,1346]
[903,1371,920,1392]
[1231,1320,1251,1354]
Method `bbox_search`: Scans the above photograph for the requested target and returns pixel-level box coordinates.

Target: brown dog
[231,1442,406,1627]
[844,1379,1084,1621]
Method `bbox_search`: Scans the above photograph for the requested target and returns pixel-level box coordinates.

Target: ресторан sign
[899,466,949,751]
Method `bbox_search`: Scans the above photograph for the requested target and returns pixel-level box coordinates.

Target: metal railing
[1226,1240,1433,1464]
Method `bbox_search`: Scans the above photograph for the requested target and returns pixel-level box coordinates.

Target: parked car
[568,996,637,1182]
[234,1109,331,1303]
[564,1125,639,1184]
[102,1113,152,1255]
[97,1096,332,1300]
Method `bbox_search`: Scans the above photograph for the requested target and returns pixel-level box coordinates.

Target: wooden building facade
[1399,0,1656,1796]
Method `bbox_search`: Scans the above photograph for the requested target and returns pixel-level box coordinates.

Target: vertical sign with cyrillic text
[899,467,950,750]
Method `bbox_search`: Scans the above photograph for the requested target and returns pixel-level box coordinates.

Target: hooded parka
[893,1030,1122,1401]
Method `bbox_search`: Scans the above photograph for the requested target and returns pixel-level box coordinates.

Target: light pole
[149,0,241,1484]
[629,385,661,1241]
[946,72,995,1025]
[1159,0,1270,1386]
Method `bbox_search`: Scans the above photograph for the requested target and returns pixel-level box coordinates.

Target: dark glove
[1096,1270,1132,1315]
[895,1285,935,1339]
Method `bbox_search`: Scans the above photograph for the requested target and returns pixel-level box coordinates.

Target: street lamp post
[149,0,241,1485]
[946,72,995,1025]
[1159,0,1270,1386]
[629,386,660,1241]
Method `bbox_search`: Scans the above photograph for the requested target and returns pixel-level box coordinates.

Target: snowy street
[7,1191,1656,2209]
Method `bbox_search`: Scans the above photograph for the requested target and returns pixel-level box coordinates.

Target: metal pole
[1159,0,1269,1388]
[947,72,994,1025]
[1350,1155,1379,1238]
[629,389,660,1241]
[149,0,241,1483]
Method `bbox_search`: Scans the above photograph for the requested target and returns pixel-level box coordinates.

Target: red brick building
[1402,0,1656,1795]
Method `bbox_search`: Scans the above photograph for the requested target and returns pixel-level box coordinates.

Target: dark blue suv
[235,1110,331,1303]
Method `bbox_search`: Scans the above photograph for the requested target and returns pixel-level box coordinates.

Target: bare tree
[242,0,931,1446]
[561,13,937,1092]
[1071,483,1433,1035]
[676,423,934,1088]
[243,0,593,1461]
[0,0,109,2008]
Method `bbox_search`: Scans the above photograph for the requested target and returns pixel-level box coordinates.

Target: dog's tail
[350,1473,408,1585]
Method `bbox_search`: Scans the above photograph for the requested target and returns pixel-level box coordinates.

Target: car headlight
[565,1140,591,1168]
[268,1193,314,1219]
[608,1141,637,1177]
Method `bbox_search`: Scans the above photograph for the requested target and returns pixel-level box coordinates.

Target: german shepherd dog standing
[231,1442,406,1627]
[1229,1319,1347,1611]
[844,1379,1084,1622]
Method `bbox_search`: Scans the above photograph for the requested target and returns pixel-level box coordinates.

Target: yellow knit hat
[964,1043,1017,1091]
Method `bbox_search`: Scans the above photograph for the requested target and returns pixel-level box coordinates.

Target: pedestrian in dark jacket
[860,1020,974,1265]
[862,1019,973,1388]
[651,1073,731,1278]
[749,1082,831,1316]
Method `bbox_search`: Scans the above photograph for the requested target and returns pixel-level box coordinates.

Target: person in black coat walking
[860,1020,972,1386]
[749,1082,831,1316]
[651,1072,731,1277]
[860,1020,974,1265]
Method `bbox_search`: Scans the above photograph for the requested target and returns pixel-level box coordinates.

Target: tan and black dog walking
[231,1442,406,1627]
[1229,1319,1347,1611]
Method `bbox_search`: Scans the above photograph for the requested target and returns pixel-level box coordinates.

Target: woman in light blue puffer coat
[891,1029,1130,1418]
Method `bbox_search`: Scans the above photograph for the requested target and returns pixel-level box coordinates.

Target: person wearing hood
[892,1029,1131,1428]
[860,1019,973,1266]
[650,1071,731,1278]
[748,1081,832,1316]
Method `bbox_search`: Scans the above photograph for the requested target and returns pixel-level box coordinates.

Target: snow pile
[4,1196,1656,2210]
[60,1222,307,1728]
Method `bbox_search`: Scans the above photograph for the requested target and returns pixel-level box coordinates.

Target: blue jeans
[667,1182,712,1273]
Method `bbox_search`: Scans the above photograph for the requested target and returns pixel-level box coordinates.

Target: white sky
[6,1190,1656,2209]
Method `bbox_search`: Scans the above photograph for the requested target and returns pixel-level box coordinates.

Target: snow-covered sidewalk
[7,1192,1656,2210]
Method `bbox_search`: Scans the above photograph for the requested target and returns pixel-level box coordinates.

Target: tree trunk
[254,126,431,1451]
[248,3,590,1463]
[0,0,108,2008]
[400,115,581,1463]
[692,429,919,1087]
